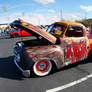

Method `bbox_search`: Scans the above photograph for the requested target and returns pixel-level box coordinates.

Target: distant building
[0,24,10,33]
[0,24,8,29]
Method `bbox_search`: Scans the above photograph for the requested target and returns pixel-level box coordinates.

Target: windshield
[46,24,65,36]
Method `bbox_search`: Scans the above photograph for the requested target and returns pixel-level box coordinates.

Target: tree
[76,18,92,27]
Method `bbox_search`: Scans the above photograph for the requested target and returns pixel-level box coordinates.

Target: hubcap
[36,60,50,72]
[33,59,52,76]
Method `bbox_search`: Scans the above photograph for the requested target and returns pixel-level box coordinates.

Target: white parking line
[46,74,92,92]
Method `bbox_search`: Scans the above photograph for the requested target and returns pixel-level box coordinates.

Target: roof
[55,21,85,27]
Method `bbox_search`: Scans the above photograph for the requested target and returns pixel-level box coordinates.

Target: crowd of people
[0,27,10,36]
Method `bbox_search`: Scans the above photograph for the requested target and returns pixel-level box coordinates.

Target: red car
[10,27,32,37]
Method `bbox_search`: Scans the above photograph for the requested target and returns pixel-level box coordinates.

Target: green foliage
[76,19,92,27]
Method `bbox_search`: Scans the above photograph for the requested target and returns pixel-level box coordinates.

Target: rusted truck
[10,19,92,77]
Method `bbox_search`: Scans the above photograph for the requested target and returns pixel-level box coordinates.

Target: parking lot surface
[0,36,92,92]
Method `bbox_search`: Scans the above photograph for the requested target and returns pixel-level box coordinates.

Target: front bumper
[14,57,30,77]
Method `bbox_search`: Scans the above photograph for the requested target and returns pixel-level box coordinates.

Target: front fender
[34,46,64,69]
[24,45,64,69]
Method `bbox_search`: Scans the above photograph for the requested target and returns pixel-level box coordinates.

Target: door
[64,37,74,64]
[64,25,87,64]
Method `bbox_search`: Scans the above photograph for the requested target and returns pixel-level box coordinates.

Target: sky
[0,0,92,25]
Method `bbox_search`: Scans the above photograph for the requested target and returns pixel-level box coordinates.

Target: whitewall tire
[33,60,52,76]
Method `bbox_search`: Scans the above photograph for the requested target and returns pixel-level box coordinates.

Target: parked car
[10,20,92,77]
[9,27,32,37]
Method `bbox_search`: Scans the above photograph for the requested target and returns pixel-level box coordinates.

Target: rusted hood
[10,19,57,44]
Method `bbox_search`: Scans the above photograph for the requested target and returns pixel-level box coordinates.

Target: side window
[65,26,83,37]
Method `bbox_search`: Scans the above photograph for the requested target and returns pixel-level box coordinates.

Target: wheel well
[50,60,57,71]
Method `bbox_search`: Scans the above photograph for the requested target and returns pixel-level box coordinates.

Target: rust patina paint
[11,19,92,77]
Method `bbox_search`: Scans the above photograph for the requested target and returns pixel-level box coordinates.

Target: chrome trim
[14,57,30,73]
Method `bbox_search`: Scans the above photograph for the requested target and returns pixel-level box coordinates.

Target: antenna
[61,9,63,21]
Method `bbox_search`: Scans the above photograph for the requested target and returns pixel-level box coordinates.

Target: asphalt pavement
[0,36,92,92]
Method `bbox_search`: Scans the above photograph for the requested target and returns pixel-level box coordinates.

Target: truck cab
[47,22,88,65]
[10,20,92,77]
